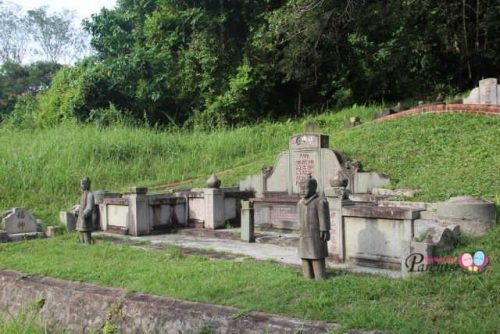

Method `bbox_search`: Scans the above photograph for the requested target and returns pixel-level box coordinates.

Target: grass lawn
[0,229,498,333]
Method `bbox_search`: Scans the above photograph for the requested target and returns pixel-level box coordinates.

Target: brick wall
[373,103,500,123]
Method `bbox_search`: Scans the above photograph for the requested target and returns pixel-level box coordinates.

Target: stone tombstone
[463,78,499,105]
[479,78,498,104]
[463,87,480,104]
[260,133,345,196]
[1,208,40,234]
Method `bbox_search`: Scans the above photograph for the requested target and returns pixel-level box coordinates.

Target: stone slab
[188,197,205,221]
[1,208,40,234]
[254,202,299,230]
[436,196,495,236]
[224,197,237,221]
[203,188,225,229]
[0,269,339,334]
[463,87,480,104]
[6,232,45,242]
[464,78,499,105]
[107,204,129,228]
[378,200,428,210]
[372,188,420,197]
[245,133,344,197]
[59,211,76,231]
[479,78,498,105]
[240,201,255,242]
[265,152,290,193]
[342,205,420,220]
[354,173,391,193]
[93,190,122,205]
[343,217,412,270]
[291,150,320,193]
[289,133,329,150]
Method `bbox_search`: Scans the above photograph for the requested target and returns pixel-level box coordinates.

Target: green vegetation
[4,0,500,127]
[0,107,498,332]
[0,107,498,223]
[0,298,48,334]
[1,1,498,332]
[0,228,498,333]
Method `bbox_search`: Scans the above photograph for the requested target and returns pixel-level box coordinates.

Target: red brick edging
[373,103,500,122]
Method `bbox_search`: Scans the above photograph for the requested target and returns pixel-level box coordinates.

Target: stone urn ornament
[329,170,348,188]
[207,174,221,189]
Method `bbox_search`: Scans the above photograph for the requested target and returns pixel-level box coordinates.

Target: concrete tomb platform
[63,131,494,277]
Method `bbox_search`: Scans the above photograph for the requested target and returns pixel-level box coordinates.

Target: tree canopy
[5,0,500,128]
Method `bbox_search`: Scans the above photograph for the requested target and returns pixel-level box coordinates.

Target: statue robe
[76,190,95,232]
[297,193,330,259]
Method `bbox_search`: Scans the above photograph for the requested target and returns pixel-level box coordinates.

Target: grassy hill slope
[0,106,499,223]
[0,107,499,333]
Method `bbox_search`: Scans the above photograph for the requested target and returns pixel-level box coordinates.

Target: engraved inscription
[270,206,297,222]
[17,220,26,231]
[295,153,315,186]
[479,78,498,105]
[329,211,337,250]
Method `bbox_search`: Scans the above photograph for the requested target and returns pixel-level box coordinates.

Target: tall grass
[0,299,48,334]
[0,106,499,223]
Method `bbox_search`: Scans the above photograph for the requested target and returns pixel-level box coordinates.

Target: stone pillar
[59,211,76,232]
[400,219,414,276]
[241,200,255,242]
[125,187,150,236]
[203,188,225,229]
[325,187,351,262]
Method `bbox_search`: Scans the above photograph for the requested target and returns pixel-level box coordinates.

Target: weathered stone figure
[298,176,331,279]
[76,177,96,244]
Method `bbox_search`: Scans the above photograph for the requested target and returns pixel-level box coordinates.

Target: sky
[8,0,117,21]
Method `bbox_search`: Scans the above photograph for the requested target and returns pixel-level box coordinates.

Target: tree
[0,61,62,119]
[0,2,30,63]
[27,7,86,64]
[36,0,500,128]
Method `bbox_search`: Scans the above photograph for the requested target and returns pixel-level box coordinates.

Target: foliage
[0,3,91,65]
[4,0,500,127]
[36,65,86,127]
[2,93,39,129]
[27,7,86,64]
[0,2,30,64]
[0,61,61,120]
[0,298,48,334]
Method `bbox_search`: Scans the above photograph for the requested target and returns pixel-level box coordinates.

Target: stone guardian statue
[298,176,331,279]
[76,177,96,244]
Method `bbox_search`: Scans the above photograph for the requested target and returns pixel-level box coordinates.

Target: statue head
[80,177,91,191]
[299,175,317,199]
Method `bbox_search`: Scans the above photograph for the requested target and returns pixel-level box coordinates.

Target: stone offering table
[340,204,420,271]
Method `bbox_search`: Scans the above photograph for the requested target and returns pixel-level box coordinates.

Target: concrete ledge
[7,232,45,242]
[343,205,420,220]
[0,270,337,333]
